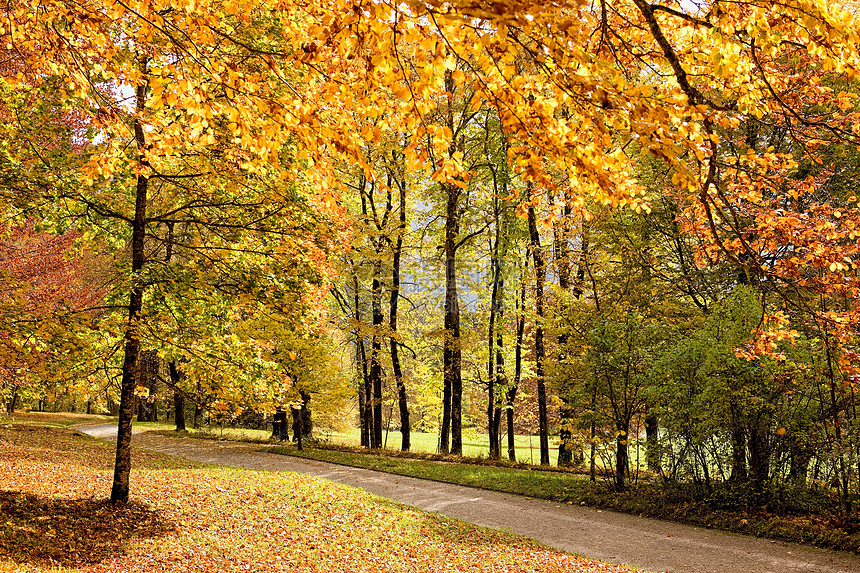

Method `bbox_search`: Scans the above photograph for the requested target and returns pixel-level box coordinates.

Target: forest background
[1,0,860,524]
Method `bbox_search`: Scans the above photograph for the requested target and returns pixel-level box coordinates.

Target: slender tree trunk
[590,385,597,481]
[729,404,747,482]
[352,271,371,448]
[440,360,452,454]
[357,339,369,447]
[111,56,149,504]
[488,244,500,459]
[492,278,503,458]
[295,406,303,451]
[507,271,526,462]
[161,223,185,433]
[644,413,660,473]
[6,386,18,413]
[616,420,630,490]
[748,413,770,489]
[554,203,574,466]
[292,390,312,445]
[370,274,384,449]
[527,189,550,465]
[389,163,410,451]
[171,362,185,431]
[442,178,462,455]
[440,68,465,456]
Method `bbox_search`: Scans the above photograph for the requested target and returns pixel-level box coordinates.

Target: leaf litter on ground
[0,424,634,573]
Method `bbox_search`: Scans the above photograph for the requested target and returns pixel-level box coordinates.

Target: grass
[20,412,860,553]
[0,413,634,573]
[317,428,552,464]
[270,445,588,498]
[149,422,563,464]
[268,443,860,553]
[0,411,114,428]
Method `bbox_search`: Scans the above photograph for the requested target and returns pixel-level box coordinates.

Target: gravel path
[79,424,860,573]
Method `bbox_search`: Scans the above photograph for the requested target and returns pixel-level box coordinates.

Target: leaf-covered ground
[0,424,634,573]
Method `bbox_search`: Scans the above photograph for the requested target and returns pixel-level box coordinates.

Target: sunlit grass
[0,421,633,573]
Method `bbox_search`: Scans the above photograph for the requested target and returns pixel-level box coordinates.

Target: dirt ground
[79,424,860,573]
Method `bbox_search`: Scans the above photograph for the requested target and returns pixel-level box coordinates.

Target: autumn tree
[0,223,106,412]
[5,0,860,502]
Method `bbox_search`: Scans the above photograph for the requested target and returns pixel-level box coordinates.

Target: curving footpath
[78,424,860,573]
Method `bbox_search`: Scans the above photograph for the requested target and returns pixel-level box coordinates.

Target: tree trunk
[615,421,630,490]
[442,178,462,455]
[441,68,465,456]
[487,243,500,459]
[788,444,812,488]
[357,338,369,447]
[554,199,574,467]
[748,413,770,489]
[173,389,185,432]
[6,386,18,413]
[352,270,371,448]
[527,190,550,466]
[507,270,526,462]
[729,408,747,482]
[294,407,303,451]
[389,163,410,452]
[111,55,149,504]
[644,413,661,473]
[370,274,384,449]
[492,300,503,460]
[292,390,312,443]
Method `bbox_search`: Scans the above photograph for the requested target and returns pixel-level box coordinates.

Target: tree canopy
[2,0,859,504]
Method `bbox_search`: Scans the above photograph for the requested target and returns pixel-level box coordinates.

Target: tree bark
[352,270,371,448]
[729,406,748,482]
[294,406,303,451]
[389,163,410,452]
[554,202,575,467]
[440,68,465,456]
[527,190,550,466]
[644,413,660,473]
[292,390,312,445]
[6,386,18,413]
[748,413,770,488]
[370,273,384,449]
[488,245,500,459]
[507,269,526,462]
[172,387,185,432]
[615,421,630,490]
[111,55,149,504]
[445,184,463,456]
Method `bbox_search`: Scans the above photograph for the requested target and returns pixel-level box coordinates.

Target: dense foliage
[1,0,859,515]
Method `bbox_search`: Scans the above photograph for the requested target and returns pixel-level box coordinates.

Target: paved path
[79,424,860,573]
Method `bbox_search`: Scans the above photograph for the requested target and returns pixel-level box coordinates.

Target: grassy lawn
[0,411,114,428]
[145,421,562,465]
[318,428,552,464]
[268,444,860,552]
[270,445,588,500]
[0,415,633,573]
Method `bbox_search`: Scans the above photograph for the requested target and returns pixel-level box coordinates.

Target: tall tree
[387,150,411,451]
[526,185,551,465]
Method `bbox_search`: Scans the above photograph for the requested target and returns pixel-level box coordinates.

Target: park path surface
[78,424,860,573]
